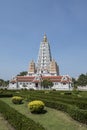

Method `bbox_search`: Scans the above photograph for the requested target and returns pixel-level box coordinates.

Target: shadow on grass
[12,101,24,105]
[31,109,47,115]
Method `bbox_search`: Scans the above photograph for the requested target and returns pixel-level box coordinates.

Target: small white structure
[78,86,87,91]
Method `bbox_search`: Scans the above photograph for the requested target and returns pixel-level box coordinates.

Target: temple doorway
[35,83,38,88]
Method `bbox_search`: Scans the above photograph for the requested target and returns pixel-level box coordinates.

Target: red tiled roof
[16,76,35,82]
[11,75,71,83]
[10,80,16,83]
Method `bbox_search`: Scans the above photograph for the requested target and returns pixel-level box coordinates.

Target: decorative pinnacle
[43,33,47,42]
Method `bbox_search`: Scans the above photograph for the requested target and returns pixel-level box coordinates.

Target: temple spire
[37,34,52,75]
[43,33,47,42]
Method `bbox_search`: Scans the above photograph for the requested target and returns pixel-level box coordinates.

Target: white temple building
[8,34,72,90]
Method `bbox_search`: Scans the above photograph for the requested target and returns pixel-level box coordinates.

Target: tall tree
[17,71,27,76]
[0,79,4,86]
[0,79,9,87]
[72,78,78,89]
[41,79,53,89]
[77,74,87,86]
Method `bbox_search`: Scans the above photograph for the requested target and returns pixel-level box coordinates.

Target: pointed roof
[43,33,47,42]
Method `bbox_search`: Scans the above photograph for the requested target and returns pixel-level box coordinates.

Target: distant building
[8,34,72,90]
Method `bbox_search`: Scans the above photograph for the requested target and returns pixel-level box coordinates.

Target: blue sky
[0,0,87,80]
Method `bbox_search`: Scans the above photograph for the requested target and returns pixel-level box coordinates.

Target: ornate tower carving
[49,59,59,76]
[28,60,35,75]
[37,34,52,75]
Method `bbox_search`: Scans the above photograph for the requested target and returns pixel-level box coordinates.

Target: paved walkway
[0,114,15,130]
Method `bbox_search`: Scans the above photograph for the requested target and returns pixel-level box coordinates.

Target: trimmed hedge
[28,92,87,109]
[67,105,87,124]
[29,96,87,125]
[0,100,45,130]
[0,93,13,98]
[3,90,87,125]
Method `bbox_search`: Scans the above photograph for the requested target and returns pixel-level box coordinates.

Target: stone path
[0,114,15,130]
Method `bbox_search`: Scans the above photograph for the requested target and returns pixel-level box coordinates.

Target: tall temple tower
[37,34,52,75]
[27,34,59,76]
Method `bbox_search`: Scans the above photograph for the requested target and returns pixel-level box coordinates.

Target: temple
[8,34,72,90]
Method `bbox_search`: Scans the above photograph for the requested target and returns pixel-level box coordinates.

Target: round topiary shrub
[44,90,50,94]
[12,96,23,104]
[28,100,45,113]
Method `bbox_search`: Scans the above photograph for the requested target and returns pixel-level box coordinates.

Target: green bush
[28,100,45,113]
[44,90,51,94]
[12,96,23,104]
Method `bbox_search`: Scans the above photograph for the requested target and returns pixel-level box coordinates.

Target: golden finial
[43,33,47,42]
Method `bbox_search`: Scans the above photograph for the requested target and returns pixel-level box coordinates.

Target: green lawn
[1,98,87,130]
[0,113,15,130]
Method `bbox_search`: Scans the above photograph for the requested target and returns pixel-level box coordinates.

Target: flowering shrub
[12,96,23,104]
[44,90,50,94]
[28,100,45,113]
